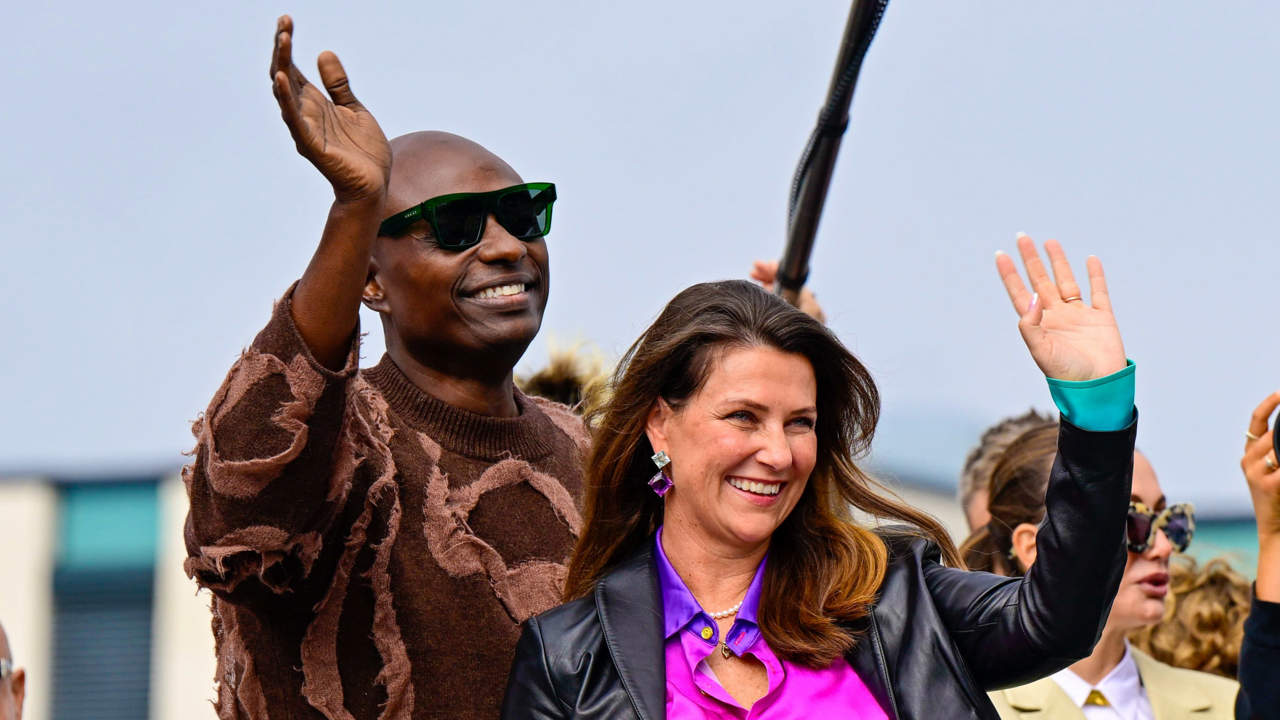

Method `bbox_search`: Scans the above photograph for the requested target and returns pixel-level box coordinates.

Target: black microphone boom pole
[776,0,889,306]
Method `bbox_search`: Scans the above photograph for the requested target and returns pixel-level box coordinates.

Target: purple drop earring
[648,450,673,497]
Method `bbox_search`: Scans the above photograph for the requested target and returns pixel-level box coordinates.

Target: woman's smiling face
[646,344,819,551]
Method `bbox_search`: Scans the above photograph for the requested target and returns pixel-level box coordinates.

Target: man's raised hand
[995,234,1127,382]
[270,15,391,204]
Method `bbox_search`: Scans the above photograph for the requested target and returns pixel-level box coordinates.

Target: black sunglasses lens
[495,186,554,239]
[1164,513,1193,551]
[433,196,487,248]
[1126,511,1152,551]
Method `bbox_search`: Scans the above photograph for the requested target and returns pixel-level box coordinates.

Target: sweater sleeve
[183,285,389,604]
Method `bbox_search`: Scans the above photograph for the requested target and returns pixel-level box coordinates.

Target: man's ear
[363,257,391,314]
[12,667,25,718]
[644,399,673,457]
[1011,522,1040,573]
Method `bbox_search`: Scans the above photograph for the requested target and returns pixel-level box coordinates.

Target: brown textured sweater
[183,289,587,719]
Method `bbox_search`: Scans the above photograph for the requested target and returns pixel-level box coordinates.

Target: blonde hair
[1128,555,1251,678]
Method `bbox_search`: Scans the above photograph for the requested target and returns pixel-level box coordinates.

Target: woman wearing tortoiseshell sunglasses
[970,429,1240,719]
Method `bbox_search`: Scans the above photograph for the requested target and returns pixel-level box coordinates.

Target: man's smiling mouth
[472,282,527,299]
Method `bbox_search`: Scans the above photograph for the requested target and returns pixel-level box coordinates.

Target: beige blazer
[989,648,1239,720]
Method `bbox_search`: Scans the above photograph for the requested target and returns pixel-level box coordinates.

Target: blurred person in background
[1237,391,1280,719]
[958,423,1059,578]
[516,345,609,411]
[959,409,1057,531]
[0,622,25,720]
[1127,556,1250,679]
[965,428,1241,718]
[183,16,589,719]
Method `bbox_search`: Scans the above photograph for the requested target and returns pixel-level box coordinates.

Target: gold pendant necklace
[708,593,745,660]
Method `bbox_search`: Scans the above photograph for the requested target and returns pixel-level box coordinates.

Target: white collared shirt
[1050,642,1155,720]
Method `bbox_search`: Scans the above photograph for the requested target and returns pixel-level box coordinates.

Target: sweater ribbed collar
[364,355,556,462]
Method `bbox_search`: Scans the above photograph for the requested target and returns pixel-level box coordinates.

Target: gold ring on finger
[1266,454,1278,471]
[1062,296,1083,303]
[1247,430,1262,441]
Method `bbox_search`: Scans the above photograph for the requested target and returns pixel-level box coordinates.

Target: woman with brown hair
[504,238,1138,719]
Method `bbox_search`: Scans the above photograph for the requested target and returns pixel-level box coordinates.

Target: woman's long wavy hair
[563,280,960,667]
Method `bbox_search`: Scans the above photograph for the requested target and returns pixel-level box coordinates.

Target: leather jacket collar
[595,548,665,720]
[591,542,923,720]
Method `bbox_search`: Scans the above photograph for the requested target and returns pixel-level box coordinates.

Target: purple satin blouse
[655,528,888,718]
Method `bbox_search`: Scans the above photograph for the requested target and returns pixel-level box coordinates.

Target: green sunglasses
[378,182,556,250]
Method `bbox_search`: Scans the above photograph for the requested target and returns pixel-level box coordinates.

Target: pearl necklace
[707,599,743,619]
[706,597,746,659]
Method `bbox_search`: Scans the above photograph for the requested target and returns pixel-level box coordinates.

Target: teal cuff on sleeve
[1046,360,1136,432]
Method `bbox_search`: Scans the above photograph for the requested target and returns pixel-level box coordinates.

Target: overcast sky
[2,1,1277,515]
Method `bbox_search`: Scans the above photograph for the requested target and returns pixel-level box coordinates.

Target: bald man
[183,17,586,719]
[0,623,25,720]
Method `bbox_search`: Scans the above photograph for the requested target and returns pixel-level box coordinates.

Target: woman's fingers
[1242,428,1280,482]
[1015,233,1059,304]
[1002,236,1111,316]
[1085,255,1111,312]
[996,246,1043,330]
[1247,392,1280,447]
[1044,239,1083,303]
[1244,433,1280,480]
[1019,291,1044,329]
[1248,429,1275,458]
[995,250,1032,316]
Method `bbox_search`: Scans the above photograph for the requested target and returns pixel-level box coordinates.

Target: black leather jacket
[503,419,1136,719]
